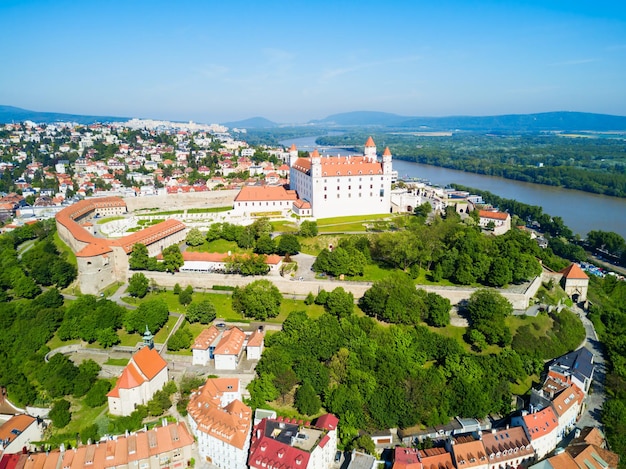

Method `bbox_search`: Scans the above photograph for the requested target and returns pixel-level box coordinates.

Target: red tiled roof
[133,346,167,380]
[0,415,36,447]
[187,378,252,450]
[365,136,376,147]
[213,327,246,356]
[234,185,297,202]
[478,209,509,221]
[292,155,383,177]
[560,263,589,280]
[192,325,220,350]
[247,329,264,347]
[523,406,558,440]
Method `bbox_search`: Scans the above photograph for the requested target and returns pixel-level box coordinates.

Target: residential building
[178,250,283,274]
[246,328,265,360]
[478,209,511,235]
[481,427,535,469]
[448,435,488,469]
[392,446,454,469]
[512,407,560,460]
[0,415,42,455]
[549,348,595,394]
[0,421,194,469]
[551,384,584,439]
[214,327,246,370]
[107,346,169,416]
[232,185,298,216]
[191,325,247,369]
[248,414,339,469]
[187,378,252,469]
[288,137,393,218]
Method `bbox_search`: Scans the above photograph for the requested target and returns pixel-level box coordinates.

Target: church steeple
[143,325,154,349]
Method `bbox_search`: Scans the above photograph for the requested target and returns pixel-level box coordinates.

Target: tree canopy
[232,279,282,320]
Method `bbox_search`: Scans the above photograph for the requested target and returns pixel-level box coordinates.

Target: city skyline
[2,0,625,124]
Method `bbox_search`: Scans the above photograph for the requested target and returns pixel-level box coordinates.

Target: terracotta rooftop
[478,209,509,220]
[191,325,221,351]
[247,329,264,348]
[107,347,167,398]
[1,422,193,468]
[365,136,376,147]
[522,406,558,440]
[551,384,584,418]
[292,155,384,177]
[187,378,252,450]
[0,414,36,448]
[560,263,589,280]
[213,327,246,356]
[234,185,297,202]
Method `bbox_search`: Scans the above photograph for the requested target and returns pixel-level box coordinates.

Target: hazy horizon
[2,0,625,124]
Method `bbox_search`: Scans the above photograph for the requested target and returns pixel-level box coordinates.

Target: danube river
[280,136,626,239]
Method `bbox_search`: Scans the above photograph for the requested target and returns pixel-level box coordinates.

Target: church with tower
[288,137,393,218]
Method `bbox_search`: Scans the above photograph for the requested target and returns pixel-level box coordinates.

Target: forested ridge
[316,133,626,197]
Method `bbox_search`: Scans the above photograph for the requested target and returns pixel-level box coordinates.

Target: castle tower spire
[364,136,376,161]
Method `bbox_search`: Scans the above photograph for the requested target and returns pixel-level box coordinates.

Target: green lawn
[104,357,129,366]
[318,222,370,233]
[54,231,77,266]
[316,213,396,226]
[102,281,124,298]
[47,334,80,351]
[97,216,125,225]
[272,220,299,233]
[506,312,553,338]
[187,239,245,254]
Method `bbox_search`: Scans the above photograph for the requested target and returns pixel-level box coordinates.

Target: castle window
[324,195,327,199]
[348,186,351,190]
[324,187,327,191]
[337,194,340,198]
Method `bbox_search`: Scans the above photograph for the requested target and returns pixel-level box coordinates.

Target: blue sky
[2,0,625,123]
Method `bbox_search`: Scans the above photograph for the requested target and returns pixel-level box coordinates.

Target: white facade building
[107,346,169,416]
[289,137,393,218]
[187,378,252,469]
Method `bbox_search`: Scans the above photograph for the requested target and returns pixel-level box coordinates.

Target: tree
[84,380,111,407]
[98,327,120,348]
[49,399,71,428]
[359,273,425,324]
[162,244,183,273]
[185,228,205,246]
[128,272,149,298]
[232,280,282,320]
[277,234,301,256]
[254,234,275,255]
[294,381,322,415]
[186,300,217,324]
[423,292,451,327]
[273,367,298,404]
[73,359,101,397]
[299,220,318,237]
[13,275,40,299]
[325,287,354,318]
[466,289,513,346]
[124,299,169,333]
[179,285,193,305]
[129,243,149,270]
[168,327,193,351]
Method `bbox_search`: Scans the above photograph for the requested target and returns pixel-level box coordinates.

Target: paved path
[572,303,607,430]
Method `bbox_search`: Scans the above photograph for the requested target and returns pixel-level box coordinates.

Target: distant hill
[222,116,279,129]
[310,111,411,127]
[310,110,626,132]
[0,105,127,124]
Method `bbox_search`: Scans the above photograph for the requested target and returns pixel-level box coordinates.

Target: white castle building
[288,137,393,218]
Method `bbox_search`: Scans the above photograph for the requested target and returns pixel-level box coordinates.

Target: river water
[280,136,626,239]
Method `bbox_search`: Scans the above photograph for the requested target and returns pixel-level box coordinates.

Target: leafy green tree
[424,292,451,327]
[277,234,301,256]
[466,289,513,346]
[359,273,425,324]
[186,300,216,324]
[84,380,111,407]
[124,299,169,333]
[313,246,366,277]
[179,285,193,305]
[128,272,149,298]
[185,228,205,246]
[325,287,354,318]
[273,367,298,404]
[254,234,275,255]
[98,327,120,348]
[129,243,149,270]
[168,327,193,351]
[232,280,282,320]
[247,374,279,409]
[414,202,433,220]
[51,260,77,288]
[294,381,322,415]
[299,220,318,237]
[39,353,78,397]
[147,389,172,416]
[13,274,40,299]
[304,292,315,305]
[162,244,183,273]
[73,359,101,397]
[49,399,71,428]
